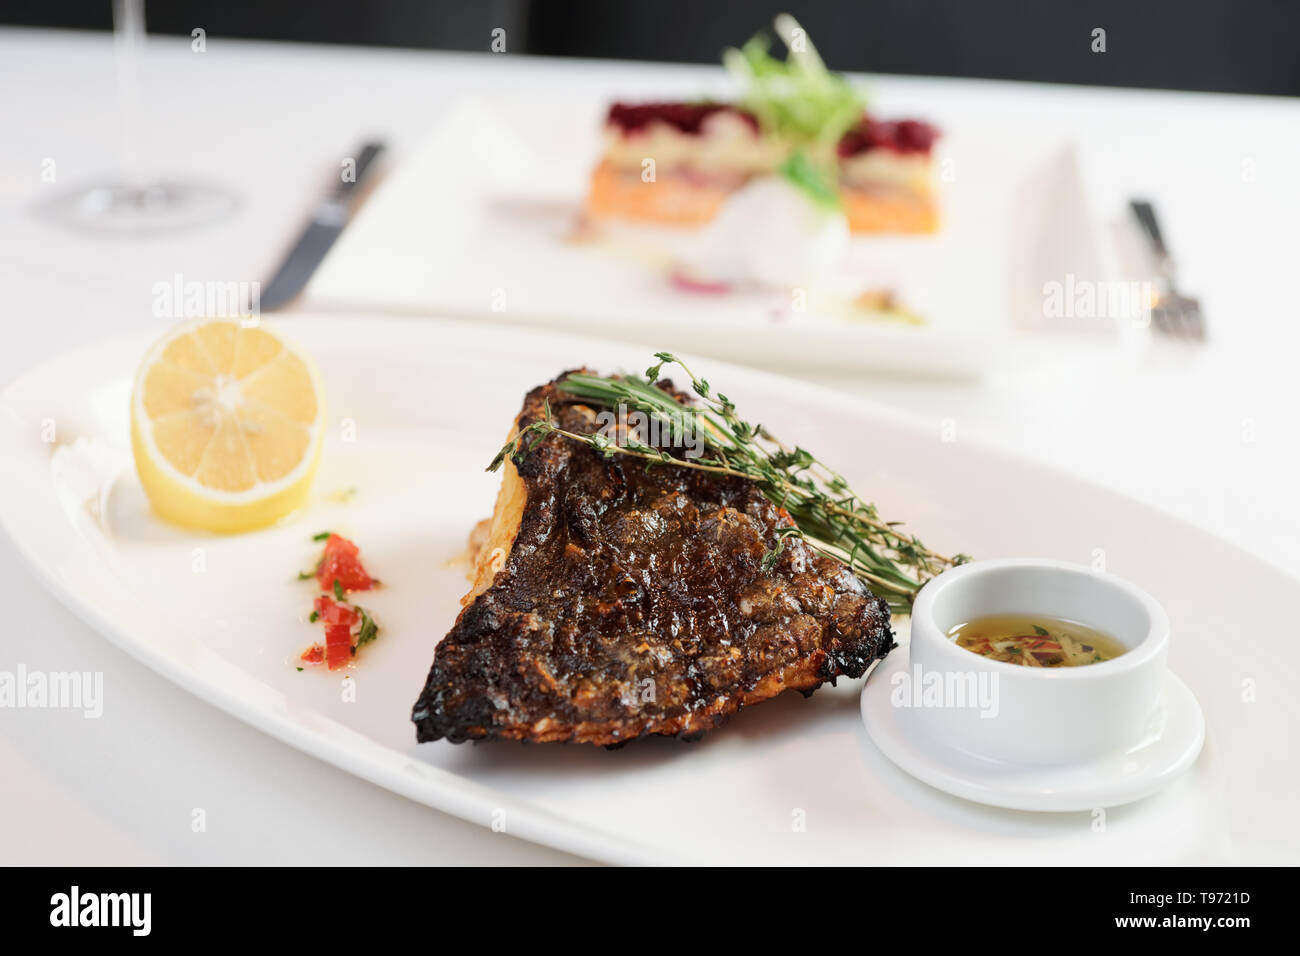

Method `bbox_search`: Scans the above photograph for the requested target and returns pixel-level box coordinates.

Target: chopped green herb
[333,579,345,601]
[1032,624,1051,636]
[296,667,304,672]
[354,606,380,648]
[308,610,319,623]
[297,569,315,581]
[312,531,333,542]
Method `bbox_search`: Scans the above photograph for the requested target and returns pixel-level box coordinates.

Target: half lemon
[130,318,325,533]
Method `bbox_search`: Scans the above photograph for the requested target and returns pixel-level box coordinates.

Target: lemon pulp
[130,319,325,533]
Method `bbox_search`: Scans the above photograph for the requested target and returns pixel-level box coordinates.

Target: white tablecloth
[1,27,1296,865]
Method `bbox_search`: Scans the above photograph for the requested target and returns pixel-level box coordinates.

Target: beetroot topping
[606,101,760,136]
[837,117,939,158]
[605,102,936,156]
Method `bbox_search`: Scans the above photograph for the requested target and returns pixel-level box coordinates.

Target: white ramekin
[906,558,1170,765]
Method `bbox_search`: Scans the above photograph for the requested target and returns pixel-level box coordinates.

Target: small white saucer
[861,653,1205,811]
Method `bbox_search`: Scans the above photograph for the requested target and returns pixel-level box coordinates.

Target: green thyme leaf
[761,526,803,573]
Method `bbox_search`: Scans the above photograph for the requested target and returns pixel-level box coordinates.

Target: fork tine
[1150,299,1205,341]
[1152,306,1176,338]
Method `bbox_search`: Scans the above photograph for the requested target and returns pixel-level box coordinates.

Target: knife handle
[310,141,384,227]
[332,140,385,201]
[1129,199,1168,259]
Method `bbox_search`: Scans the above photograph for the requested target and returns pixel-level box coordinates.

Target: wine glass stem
[113,0,145,190]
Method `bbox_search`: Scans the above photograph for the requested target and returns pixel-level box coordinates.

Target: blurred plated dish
[303,18,1147,376]
[586,15,941,236]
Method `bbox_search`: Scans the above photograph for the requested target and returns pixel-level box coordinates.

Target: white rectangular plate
[2,316,1295,864]
[304,96,1128,378]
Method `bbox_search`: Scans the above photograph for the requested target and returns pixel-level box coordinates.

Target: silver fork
[1130,199,1205,341]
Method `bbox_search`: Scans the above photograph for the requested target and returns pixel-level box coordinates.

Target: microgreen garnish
[723,16,861,212]
[490,352,970,615]
[723,14,866,149]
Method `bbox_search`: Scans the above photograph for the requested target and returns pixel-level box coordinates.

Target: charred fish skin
[412,374,895,747]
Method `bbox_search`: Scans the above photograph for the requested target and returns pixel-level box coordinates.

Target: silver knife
[258,140,386,312]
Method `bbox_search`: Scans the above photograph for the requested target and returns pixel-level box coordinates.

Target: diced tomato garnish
[324,623,353,670]
[314,594,359,627]
[300,644,324,664]
[316,534,375,593]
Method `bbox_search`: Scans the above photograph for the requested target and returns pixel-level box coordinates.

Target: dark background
[5,0,1298,97]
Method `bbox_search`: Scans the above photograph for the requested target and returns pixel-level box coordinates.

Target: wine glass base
[37,181,239,236]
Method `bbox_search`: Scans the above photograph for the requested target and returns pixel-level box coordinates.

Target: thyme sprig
[489,353,970,614]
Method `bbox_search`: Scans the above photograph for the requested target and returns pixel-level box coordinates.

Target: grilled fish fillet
[412,373,894,746]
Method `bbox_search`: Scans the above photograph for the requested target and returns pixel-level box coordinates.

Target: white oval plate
[861,655,1205,811]
[1,315,1296,865]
